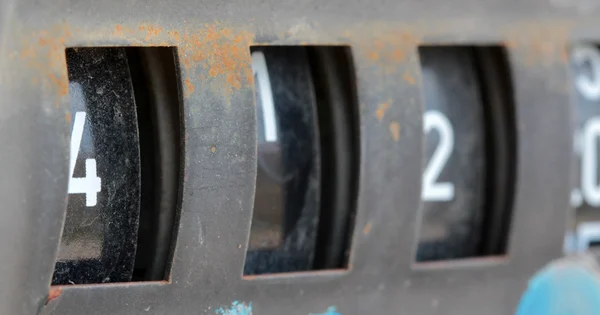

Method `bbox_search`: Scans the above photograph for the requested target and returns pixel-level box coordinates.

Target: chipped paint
[215,301,252,315]
[310,306,342,315]
[389,121,400,141]
[46,286,62,304]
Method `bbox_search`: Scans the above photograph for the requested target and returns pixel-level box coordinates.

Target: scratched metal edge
[505,42,573,271]
[0,4,72,315]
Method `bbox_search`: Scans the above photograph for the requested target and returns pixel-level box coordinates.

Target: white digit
[251,51,277,142]
[572,44,600,101]
[581,117,600,207]
[422,110,455,202]
[68,111,101,207]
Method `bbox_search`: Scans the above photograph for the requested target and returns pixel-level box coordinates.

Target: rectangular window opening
[566,43,600,260]
[416,45,516,263]
[244,46,360,276]
[52,47,182,285]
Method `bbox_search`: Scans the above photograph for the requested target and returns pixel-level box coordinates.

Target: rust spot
[184,78,195,97]
[113,25,135,37]
[38,37,49,46]
[375,101,390,122]
[363,222,372,235]
[19,24,71,107]
[144,25,163,41]
[389,121,400,142]
[114,25,124,37]
[403,70,415,85]
[65,111,71,123]
[392,49,406,63]
[182,55,192,70]
[19,46,36,60]
[246,68,254,86]
[360,29,419,75]
[502,21,572,67]
[61,26,72,39]
[367,51,379,61]
[211,146,216,153]
[46,286,62,304]
[174,24,254,103]
[22,22,255,109]
[168,30,181,42]
[48,73,68,97]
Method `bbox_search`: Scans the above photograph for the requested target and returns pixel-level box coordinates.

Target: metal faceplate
[0,0,576,314]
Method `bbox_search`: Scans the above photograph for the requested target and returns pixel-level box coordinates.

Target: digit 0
[581,117,600,207]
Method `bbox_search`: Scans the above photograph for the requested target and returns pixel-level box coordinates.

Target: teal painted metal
[516,256,600,315]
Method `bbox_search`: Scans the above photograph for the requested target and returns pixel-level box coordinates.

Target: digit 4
[68,111,101,207]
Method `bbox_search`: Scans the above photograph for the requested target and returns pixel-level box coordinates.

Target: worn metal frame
[0,0,577,314]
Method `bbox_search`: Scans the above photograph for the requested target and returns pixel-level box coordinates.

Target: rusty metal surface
[0,0,580,313]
